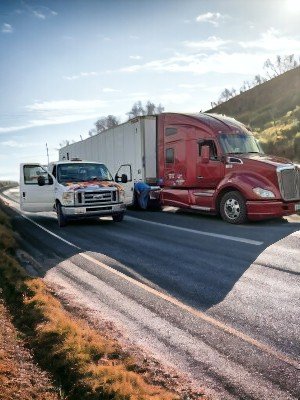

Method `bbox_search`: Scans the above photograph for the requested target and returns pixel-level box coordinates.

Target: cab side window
[198,140,218,160]
[165,148,174,164]
[23,165,50,185]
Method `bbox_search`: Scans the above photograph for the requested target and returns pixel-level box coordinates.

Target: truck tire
[112,213,124,222]
[57,202,68,227]
[220,191,247,224]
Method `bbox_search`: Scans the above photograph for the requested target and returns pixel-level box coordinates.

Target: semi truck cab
[158,113,300,223]
[20,160,126,227]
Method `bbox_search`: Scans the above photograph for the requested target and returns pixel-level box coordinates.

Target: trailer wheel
[220,191,247,224]
[57,202,68,227]
[112,213,124,222]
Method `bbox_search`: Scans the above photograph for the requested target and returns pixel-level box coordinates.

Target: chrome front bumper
[62,203,126,218]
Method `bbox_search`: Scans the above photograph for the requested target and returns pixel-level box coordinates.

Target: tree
[95,115,119,134]
[88,129,96,137]
[264,54,299,79]
[126,101,165,119]
[253,74,266,86]
[126,101,145,119]
[145,101,156,115]
[59,140,70,148]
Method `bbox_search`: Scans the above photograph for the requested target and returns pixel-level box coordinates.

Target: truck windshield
[219,133,263,155]
[57,163,113,183]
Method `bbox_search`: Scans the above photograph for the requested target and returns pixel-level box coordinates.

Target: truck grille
[76,190,116,205]
[277,166,300,201]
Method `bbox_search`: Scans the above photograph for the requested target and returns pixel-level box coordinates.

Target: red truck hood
[239,153,294,168]
[64,181,124,191]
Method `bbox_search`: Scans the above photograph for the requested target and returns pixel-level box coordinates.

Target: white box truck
[59,116,159,207]
[20,160,126,227]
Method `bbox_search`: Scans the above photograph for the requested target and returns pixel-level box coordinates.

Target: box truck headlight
[62,192,75,205]
[253,187,275,198]
[119,190,125,202]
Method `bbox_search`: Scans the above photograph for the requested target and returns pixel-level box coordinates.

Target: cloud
[102,88,121,93]
[63,71,98,80]
[26,99,105,112]
[120,51,269,76]
[183,36,230,51]
[239,28,300,52]
[129,55,142,60]
[2,23,13,33]
[1,140,39,148]
[196,12,226,27]
[119,29,300,77]
[33,10,46,19]
[0,100,107,134]
[178,83,206,89]
[31,5,58,20]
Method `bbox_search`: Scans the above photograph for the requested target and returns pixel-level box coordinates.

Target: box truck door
[20,164,55,212]
[115,164,134,205]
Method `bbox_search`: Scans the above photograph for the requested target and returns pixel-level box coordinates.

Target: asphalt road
[1,187,300,400]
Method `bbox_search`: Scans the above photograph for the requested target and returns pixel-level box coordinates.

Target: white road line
[0,193,81,250]
[1,190,263,245]
[126,216,264,246]
[20,213,82,250]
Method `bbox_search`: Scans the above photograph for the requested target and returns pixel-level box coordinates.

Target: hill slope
[207,67,300,161]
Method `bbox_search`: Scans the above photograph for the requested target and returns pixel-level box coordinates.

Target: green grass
[207,67,300,162]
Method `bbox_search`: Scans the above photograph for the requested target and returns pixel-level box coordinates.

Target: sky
[0,0,300,181]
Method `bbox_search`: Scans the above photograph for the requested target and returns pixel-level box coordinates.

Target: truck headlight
[62,192,75,205]
[119,190,125,202]
[253,187,275,198]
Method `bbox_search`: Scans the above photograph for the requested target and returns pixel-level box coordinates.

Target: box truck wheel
[220,191,247,224]
[56,202,68,227]
[112,213,124,222]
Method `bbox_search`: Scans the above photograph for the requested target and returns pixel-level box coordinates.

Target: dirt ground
[0,292,61,400]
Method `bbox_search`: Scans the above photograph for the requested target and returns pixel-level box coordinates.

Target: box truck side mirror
[121,174,128,183]
[201,145,210,164]
[37,176,45,186]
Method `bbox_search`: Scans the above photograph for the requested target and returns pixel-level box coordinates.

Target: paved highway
[1,187,300,400]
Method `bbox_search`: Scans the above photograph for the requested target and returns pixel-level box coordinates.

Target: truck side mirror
[37,176,45,186]
[201,145,210,164]
[121,174,128,183]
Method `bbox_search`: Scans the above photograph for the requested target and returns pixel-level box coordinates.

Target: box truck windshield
[219,133,263,155]
[57,163,113,183]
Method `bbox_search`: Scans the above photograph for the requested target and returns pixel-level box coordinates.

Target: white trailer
[59,116,158,205]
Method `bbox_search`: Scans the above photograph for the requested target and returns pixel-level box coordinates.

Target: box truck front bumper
[62,203,126,219]
[246,200,300,221]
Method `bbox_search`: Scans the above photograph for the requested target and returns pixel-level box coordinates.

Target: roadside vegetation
[208,61,300,162]
[0,204,180,400]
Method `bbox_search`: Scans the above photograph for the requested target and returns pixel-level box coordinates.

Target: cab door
[196,140,224,188]
[115,164,134,205]
[20,164,55,212]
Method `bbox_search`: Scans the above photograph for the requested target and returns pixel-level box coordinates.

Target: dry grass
[0,204,179,400]
[208,67,300,162]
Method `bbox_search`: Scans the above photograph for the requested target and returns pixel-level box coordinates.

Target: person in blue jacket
[134,181,151,210]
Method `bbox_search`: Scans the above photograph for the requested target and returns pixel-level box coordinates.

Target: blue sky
[1,0,300,181]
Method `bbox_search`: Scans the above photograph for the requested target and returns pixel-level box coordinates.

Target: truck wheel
[57,202,67,227]
[112,213,124,222]
[220,191,247,224]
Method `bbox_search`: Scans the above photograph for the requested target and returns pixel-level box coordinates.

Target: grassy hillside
[207,67,300,161]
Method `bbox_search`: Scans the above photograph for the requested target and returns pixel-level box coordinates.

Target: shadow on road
[3,199,300,311]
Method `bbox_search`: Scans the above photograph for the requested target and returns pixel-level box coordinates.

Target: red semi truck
[59,113,300,224]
